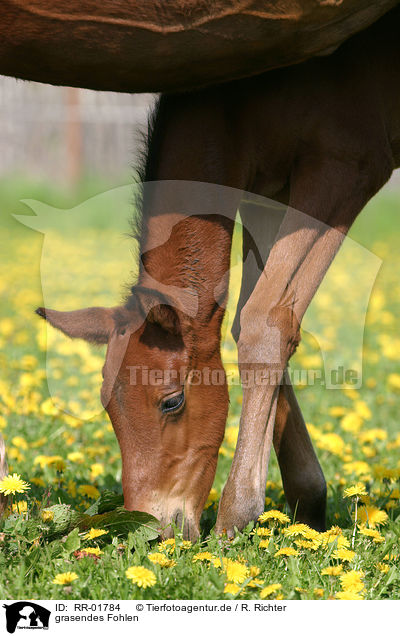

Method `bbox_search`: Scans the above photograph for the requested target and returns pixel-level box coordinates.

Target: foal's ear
[35,306,116,344]
[146,304,181,336]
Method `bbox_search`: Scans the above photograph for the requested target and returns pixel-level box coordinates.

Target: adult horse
[1,2,399,537]
[0,0,397,92]
[32,8,400,539]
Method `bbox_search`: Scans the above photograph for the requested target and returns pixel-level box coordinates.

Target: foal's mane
[130,95,166,250]
[128,94,207,301]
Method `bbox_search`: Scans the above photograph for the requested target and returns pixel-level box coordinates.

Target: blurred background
[0,76,155,187]
[1,76,400,190]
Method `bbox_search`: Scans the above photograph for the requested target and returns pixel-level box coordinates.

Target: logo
[3,602,50,633]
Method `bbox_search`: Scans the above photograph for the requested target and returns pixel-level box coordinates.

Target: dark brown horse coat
[0,0,398,92]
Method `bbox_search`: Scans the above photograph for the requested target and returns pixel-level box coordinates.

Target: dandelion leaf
[84,490,124,516]
[63,527,81,554]
[77,507,160,541]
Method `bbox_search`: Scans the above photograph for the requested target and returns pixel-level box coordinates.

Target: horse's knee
[237,303,301,367]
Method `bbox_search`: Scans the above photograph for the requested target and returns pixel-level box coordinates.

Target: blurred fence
[0,74,399,189]
[0,76,155,183]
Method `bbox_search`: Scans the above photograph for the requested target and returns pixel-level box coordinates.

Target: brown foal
[2,8,398,538]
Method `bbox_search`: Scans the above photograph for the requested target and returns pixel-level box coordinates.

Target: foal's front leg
[215,157,387,536]
[233,200,326,531]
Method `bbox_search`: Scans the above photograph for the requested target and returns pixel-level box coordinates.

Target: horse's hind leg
[232,199,326,531]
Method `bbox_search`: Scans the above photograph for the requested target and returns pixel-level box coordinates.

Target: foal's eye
[161,392,185,414]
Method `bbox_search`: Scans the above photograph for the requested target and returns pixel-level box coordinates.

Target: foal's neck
[137,185,236,327]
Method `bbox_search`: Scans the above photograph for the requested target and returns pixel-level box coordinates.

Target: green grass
[0,176,400,600]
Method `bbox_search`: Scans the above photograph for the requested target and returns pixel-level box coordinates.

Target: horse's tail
[0,431,8,516]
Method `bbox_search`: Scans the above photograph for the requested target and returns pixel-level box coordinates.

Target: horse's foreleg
[232,199,326,530]
[215,156,387,536]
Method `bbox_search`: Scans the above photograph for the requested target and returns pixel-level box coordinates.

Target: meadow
[0,175,400,600]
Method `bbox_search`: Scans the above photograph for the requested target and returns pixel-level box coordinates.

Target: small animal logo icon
[3,602,50,633]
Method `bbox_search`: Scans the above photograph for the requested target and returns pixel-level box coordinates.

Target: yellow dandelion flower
[53,572,78,585]
[258,539,271,549]
[247,578,264,588]
[358,525,384,543]
[343,461,371,477]
[320,530,349,549]
[90,463,104,479]
[8,448,24,462]
[224,426,239,448]
[359,428,387,444]
[340,413,363,433]
[253,527,272,537]
[260,583,282,598]
[316,433,346,457]
[274,547,299,558]
[11,436,28,450]
[67,452,84,463]
[77,485,100,499]
[340,570,365,592]
[343,483,367,498]
[357,506,388,528]
[373,466,400,481]
[41,510,54,522]
[35,455,66,471]
[335,591,364,600]
[329,406,347,418]
[376,563,389,573]
[225,560,249,584]
[81,547,102,556]
[342,388,360,401]
[205,488,219,507]
[41,399,59,416]
[0,473,30,495]
[258,510,290,524]
[210,557,224,568]
[323,525,342,537]
[249,566,261,577]
[331,548,355,562]
[158,538,175,553]
[125,566,156,588]
[83,528,108,540]
[354,401,372,420]
[283,523,313,538]
[12,501,28,514]
[224,583,241,595]
[321,565,343,576]
[148,553,175,567]
[387,373,400,391]
[294,539,321,551]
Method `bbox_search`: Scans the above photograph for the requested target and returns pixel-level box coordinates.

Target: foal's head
[37,285,228,539]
